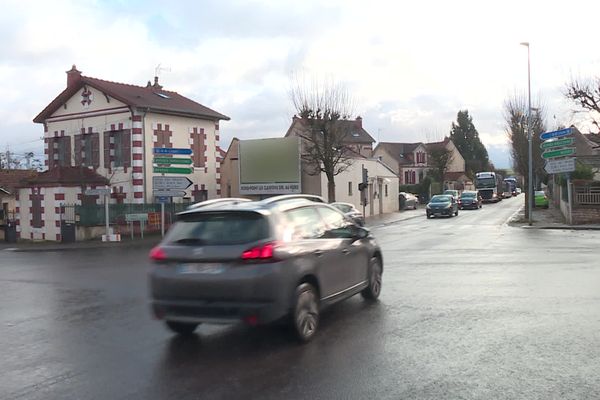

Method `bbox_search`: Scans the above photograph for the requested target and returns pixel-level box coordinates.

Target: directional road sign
[153,157,193,165]
[545,157,576,174]
[152,190,186,197]
[152,176,193,190]
[540,137,574,150]
[541,147,575,159]
[540,127,572,141]
[85,188,111,196]
[153,148,193,155]
[153,166,193,174]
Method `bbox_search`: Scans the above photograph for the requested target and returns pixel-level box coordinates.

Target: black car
[149,195,383,342]
[426,194,459,218]
[458,191,482,210]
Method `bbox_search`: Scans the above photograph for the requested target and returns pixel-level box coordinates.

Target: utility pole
[520,41,534,226]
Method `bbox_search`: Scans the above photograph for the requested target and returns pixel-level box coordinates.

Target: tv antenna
[155,63,171,77]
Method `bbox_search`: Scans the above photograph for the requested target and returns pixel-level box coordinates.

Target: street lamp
[520,41,533,226]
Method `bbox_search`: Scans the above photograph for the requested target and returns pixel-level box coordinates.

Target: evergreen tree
[449,110,490,175]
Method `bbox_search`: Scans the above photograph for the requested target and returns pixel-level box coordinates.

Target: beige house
[373,137,466,187]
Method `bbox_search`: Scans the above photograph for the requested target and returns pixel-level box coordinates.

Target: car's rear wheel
[165,321,198,335]
[362,257,382,301]
[291,283,319,343]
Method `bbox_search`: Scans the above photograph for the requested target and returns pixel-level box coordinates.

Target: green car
[534,190,549,209]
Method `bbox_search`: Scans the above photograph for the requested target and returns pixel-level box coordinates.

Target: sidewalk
[0,234,161,252]
[365,208,423,228]
[508,200,600,230]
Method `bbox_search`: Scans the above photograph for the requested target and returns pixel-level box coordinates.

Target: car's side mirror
[353,226,369,239]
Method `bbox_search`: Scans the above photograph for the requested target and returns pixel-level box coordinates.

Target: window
[405,170,416,184]
[57,136,72,167]
[416,152,426,164]
[317,206,354,239]
[285,207,325,239]
[31,194,42,228]
[348,181,353,196]
[155,92,171,99]
[105,130,131,168]
[385,185,388,197]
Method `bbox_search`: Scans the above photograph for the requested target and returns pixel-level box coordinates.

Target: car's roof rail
[260,194,325,205]
[187,198,251,210]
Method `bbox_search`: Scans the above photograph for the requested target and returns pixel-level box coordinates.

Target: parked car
[426,194,459,218]
[148,197,383,342]
[458,190,482,210]
[443,189,460,200]
[399,192,419,210]
[331,202,365,226]
[534,190,549,209]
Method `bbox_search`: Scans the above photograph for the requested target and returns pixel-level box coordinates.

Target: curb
[367,213,423,229]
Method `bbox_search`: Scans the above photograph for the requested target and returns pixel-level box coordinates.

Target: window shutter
[104,132,111,169]
[122,130,131,168]
[62,136,72,167]
[74,134,83,165]
[92,133,100,168]
[46,138,56,169]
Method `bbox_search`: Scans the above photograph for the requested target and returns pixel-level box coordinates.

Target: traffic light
[362,165,369,184]
[358,182,367,192]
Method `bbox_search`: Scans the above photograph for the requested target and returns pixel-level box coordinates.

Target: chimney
[356,116,362,128]
[153,76,163,90]
[66,65,82,87]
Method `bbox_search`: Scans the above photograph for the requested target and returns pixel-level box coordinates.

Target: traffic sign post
[153,166,193,174]
[544,158,576,174]
[152,176,193,190]
[540,137,574,150]
[153,157,193,165]
[540,127,572,141]
[153,148,193,155]
[152,190,186,197]
[541,147,576,159]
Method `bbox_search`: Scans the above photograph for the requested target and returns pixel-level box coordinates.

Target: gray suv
[149,196,383,342]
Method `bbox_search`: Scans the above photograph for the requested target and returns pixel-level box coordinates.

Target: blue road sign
[153,147,193,155]
[540,127,572,141]
[156,196,170,203]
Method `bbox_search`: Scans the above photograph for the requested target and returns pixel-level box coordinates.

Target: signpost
[152,176,193,190]
[540,127,572,141]
[539,127,576,224]
[125,213,148,239]
[541,147,576,159]
[152,190,186,197]
[153,148,192,155]
[153,157,193,165]
[540,137,574,150]
[153,166,193,174]
[544,158,576,174]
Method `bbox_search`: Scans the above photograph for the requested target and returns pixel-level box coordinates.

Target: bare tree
[565,77,600,134]
[427,145,454,184]
[504,94,547,216]
[290,77,356,202]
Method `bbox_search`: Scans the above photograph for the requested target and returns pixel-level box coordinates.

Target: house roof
[425,137,451,151]
[18,167,109,187]
[583,133,600,148]
[34,73,230,123]
[375,142,424,165]
[285,117,376,144]
[0,169,38,194]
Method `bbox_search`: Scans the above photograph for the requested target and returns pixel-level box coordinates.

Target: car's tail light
[242,242,277,261]
[149,246,166,261]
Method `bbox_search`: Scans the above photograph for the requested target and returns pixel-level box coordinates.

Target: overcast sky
[2,0,600,168]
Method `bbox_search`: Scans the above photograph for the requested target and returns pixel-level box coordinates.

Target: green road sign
[540,137,574,150]
[153,167,193,174]
[153,157,193,165]
[541,147,575,159]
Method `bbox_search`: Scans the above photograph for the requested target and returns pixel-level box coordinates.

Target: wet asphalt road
[2,196,600,400]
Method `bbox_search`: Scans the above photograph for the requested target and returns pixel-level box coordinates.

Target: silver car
[330,202,365,226]
[149,196,383,342]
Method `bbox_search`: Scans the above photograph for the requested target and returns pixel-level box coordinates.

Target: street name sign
[152,190,186,197]
[153,157,193,165]
[540,137,574,150]
[544,157,576,174]
[152,176,193,190]
[153,166,193,174]
[84,188,111,196]
[153,148,193,155]
[541,147,576,159]
[540,127,572,141]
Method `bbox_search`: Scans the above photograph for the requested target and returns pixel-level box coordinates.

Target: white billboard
[239,137,301,195]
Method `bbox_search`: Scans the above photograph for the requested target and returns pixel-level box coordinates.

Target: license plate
[177,263,224,274]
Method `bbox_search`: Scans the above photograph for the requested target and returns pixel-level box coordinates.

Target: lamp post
[520,41,533,226]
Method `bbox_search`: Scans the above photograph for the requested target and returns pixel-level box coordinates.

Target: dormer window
[352,131,360,137]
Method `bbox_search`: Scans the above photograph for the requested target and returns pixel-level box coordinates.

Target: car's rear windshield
[165,212,270,245]
[461,192,475,198]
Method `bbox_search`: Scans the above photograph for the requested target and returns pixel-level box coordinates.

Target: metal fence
[574,185,600,206]
[75,203,188,226]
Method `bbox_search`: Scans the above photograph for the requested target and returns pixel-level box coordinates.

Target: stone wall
[571,207,600,225]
